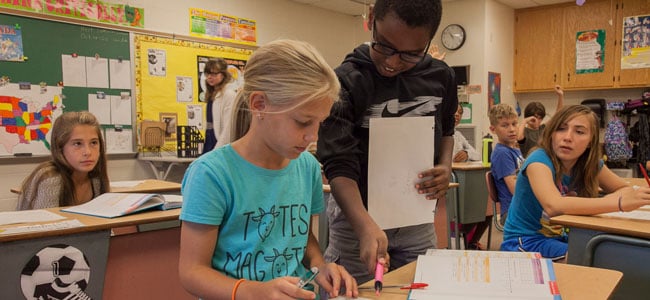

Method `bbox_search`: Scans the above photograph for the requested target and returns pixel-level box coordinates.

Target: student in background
[518,85,564,157]
[453,104,481,162]
[179,39,357,300]
[317,0,457,283]
[489,104,525,226]
[501,105,650,260]
[16,111,110,210]
[201,58,237,153]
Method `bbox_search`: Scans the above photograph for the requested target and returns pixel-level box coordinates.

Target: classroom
[1,0,649,299]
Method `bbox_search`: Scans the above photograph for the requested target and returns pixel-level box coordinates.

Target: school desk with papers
[409,250,561,299]
[61,193,183,218]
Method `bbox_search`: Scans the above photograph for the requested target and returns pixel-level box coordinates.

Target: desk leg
[162,162,180,181]
[146,161,164,180]
[448,171,460,249]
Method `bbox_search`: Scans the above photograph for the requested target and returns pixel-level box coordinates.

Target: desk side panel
[0,230,110,299]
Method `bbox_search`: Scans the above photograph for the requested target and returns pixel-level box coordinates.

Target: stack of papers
[409,249,561,299]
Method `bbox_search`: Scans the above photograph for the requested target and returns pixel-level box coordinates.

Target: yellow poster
[134,34,253,150]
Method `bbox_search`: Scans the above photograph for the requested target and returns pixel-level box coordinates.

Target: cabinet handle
[567,73,570,82]
[554,74,557,82]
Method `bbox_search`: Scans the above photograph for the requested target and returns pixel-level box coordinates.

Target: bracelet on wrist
[232,278,246,300]
[618,193,624,213]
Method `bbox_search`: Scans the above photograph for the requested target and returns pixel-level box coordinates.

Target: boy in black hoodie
[317,0,457,283]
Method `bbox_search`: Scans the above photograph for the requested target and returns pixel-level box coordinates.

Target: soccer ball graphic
[20,244,92,300]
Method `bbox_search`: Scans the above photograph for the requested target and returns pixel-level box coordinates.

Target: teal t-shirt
[180,145,324,281]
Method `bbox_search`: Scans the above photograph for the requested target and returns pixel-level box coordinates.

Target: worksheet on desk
[368,116,436,230]
[410,251,561,300]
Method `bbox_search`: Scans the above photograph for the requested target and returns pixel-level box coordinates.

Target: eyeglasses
[371,20,431,64]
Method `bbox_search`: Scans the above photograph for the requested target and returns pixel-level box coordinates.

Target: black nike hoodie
[317,43,458,207]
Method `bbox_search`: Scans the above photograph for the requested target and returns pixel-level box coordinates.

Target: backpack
[604,115,632,161]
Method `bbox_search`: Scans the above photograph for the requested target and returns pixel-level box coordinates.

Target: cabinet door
[514,7,564,92]
[616,0,650,87]
[563,0,617,89]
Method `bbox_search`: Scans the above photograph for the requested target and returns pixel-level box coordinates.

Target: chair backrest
[486,171,498,203]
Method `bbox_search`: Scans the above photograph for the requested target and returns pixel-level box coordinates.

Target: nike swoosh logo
[381,100,431,117]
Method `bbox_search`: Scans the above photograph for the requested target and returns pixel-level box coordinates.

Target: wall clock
[441,24,466,51]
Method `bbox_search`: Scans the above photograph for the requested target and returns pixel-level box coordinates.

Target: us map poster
[0,83,64,155]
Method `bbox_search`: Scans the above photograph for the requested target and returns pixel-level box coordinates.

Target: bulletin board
[0,13,133,155]
[134,34,253,150]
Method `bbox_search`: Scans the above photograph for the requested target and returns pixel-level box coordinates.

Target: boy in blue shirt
[489,104,524,226]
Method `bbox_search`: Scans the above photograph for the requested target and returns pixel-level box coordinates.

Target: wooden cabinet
[514,7,564,91]
[514,0,649,92]
[615,0,650,87]
[563,0,617,89]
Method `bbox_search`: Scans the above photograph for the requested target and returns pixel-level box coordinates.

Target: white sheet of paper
[61,54,86,87]
[0,219,84,235]
[110,180,144,188]
[368,116,436,229]
[187,104,203,129]
[110,95,132,125]
[410,251,559,299]
[105,128,133,153]
[85,56,109,88]
[88,94,111,124]
[0,210,65,226]
[109,58,132,89]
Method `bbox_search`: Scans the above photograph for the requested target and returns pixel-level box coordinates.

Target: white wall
[104,0,369,67]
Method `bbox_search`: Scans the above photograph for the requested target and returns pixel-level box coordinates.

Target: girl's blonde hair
[539,105,600,197]
[20,111,110,207]
[230,39,340,141]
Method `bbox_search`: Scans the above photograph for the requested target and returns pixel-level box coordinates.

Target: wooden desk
[0,208,191,299]
[449,162,489,249]
[137,155,195,180]
[11,179,181,195]
[110,179,181,193]
[623,177,650,188]
[552,213,650,299]
[358,260,622,300]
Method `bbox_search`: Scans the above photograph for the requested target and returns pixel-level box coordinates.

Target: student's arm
[317,89,389,275]
[517,120,527,141]
[25,176,63,209]
[329,177,388,275]
[179,221,316,299]
[417,136,453,198]
[597,164,630,193]
[554,85,564,113]
[526,162,650,217]
[504,174,517,195]
[303,217,358,299]
[459,134,481,161]
[416,77,456,200]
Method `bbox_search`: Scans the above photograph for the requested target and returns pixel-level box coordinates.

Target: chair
[140,121,166,156]
[485,171,503,249]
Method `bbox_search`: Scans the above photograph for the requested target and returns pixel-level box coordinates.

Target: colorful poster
[189,8,257,46]
[0,24,24,61]
[488,72,501,109]
[0,83,64,155]
[0,1,145,28]
[621,14,650,69]
[575,30,605,74]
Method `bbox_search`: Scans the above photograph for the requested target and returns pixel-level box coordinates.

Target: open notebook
[409,249,561,300]
[61,193,183,218]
